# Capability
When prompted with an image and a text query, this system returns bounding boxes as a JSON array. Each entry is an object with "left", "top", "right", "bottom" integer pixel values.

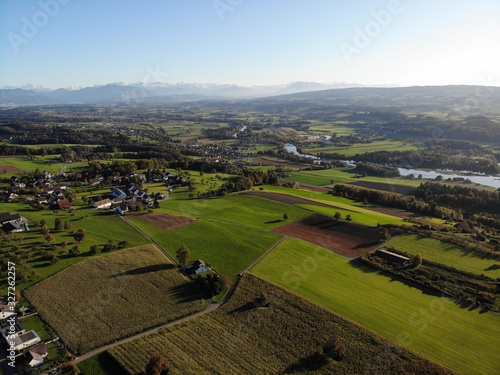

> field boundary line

[{"left": 119, "top": 215, "right": 179, "bottom": 266}]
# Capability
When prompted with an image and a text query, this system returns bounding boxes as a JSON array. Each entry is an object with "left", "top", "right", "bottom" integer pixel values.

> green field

[
  {"left": 25, "top": 245, "right": 207, "bottom": 354},
  {"left": 304, "top": 140, "right": 418, "bottom": 156},
  {"left": 109, "top": 274, "right": 452, "bottom": 375},
  {"left": 389, "top": 234, "right": 500, "bottom": 278},
  {"left": 78, "top": 352, "right": 127, "bottom": 375},
  {"left": 0, "top": 155, "right": 65, "bottom": 173},
  {"left": 252, "top": 238, "right": 500, "bottom": 375},
  {"left": 287, "top": 167, "right": 427, "bottom": 188},
  {"left": 163, "top": 195, "right": 311, "bottom": 229},
  {"left": 249, "top": 186, "right": 405, "bottom": 225},
  {"left": 129, "top": 216, "right": 282, "bottom": 279}
]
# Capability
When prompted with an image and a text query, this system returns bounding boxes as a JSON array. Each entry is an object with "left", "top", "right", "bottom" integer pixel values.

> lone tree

[
  {"left": 333, "top": 212, "right": 342, "bottom": 221},
  {"left": 323, "top": 334, "right": 346, "bottom": 361},
  {"left": 176, "top": 244, "right": 190, "bottom": 266},
  {"left": 40, "top": 224, "right": 50, "bottom": 236},
  {"left": 283, "top": 213, "right": 289, "bottom": 220},
  {"left": 145, "top": 355, "right": 169, "bottom": 375},
  {"left": 345, "top": 214, "right": 352, "bottom": 222},
  {"left": 414, "top": 253, "right": 423, "bottom": 268},
  {"left": 73, "top": 228, "right": 86, "bottom": 243},
  {"left": 379, "top": 227, "right": 391, "bottom": 241},
  {"left": 54, "top": 217, "right": 63, "bottom": 231}
]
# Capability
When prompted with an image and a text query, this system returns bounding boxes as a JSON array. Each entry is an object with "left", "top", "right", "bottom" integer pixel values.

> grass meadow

[
  {"left": 389, "top": 234, "right": 500, "bottom": 278},
  {"left": 78, "top": 352, "right": 127, "bottom": 375},
  {"left": 25, "top": 245, "right": 207, "bottom": 354},
  {"left": 287, "top": 167, "right": 427, "bottom": 188},
  {"left": 251, "top": 186, "right": 405, "bottom": 225},
  {"left": 109, "top": 274, "right": 453, "bottom": 375},
  {"left": 251, "top": 238, "right": 500, "bottom": 375},
  {"left": 129, "top": 216, "right": 282, "bottom": 279},
  {"left": 162, "top": 195, "right": 311, "bottom": 229},
  {"left": 303, "top": 139, "right": 418, "bottom": 157}
]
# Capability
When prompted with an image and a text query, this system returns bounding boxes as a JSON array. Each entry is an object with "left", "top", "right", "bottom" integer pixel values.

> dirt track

[{"left": 273, "top": 214, "right": 381, "bottom": 258}]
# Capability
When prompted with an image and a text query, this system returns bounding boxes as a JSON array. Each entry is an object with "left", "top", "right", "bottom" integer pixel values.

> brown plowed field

[
  {"left": 0, "top": 166, "right": 23, "bottom": 173},
  {"left": 134, "top": 213, "right": 192, "bottom": 231},
  {"left": 272, "top": 214, "right": 381, "bottom": 258}
]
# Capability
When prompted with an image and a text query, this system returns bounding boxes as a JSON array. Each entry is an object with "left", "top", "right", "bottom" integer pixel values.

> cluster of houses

[
  {"left": 93, "top": 185, "right": 166, "bottom": 214},
  {"left": 0, "top": 301, "right": 48, "bottom": 368},
  {"left": 0, "top": 212, "right": 29, "bottom": 233}
]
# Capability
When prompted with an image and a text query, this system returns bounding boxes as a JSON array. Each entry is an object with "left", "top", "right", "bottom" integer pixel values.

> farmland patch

[
  {"left": 25, "top": 245, "right": 206, "bottom": 354},
  {"left": 109, "top": 274, "right": 453, "bottom": 375},
  {"left": 133, "top": 213, "right": 192, "bottom": 231},
  {"left": 272, "top": 213, "right": 381, "bottom": 258}
]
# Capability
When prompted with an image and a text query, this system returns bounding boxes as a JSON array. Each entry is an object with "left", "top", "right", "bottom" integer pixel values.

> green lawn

[
  {"left": 252, "top": 237, "right": 500, "bottom": 375},
  {"left": 129, "top": 217, "right": 282, "bottom": 279},
  {"left": 163, "top": 195, "right": 311, "bottom": 229},
  {"left": 19, "top": 315, "right": 55, "bottom": 341},
  {"left": 389, "top": 234, "right": 500, "bottom": 278}
]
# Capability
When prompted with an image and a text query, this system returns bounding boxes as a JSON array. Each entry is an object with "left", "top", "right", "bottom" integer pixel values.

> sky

[{"left": 1, "top": 0, "right": 499, "bottom": 89}]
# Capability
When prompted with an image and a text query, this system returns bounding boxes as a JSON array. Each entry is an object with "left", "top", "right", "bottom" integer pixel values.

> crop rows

[{"left": 109, "top": 274, "right": 453, "bottom": 375}]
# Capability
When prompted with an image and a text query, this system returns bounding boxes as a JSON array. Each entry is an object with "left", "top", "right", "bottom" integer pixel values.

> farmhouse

[
  {"left": 53, "top": 198, "right": 72, "bottom": 210},
  {"left": 94, "top": 198, "right": 112, "bottom": 209},
  {"left": 24, "top": 342, "right": 48, "bottom": 367},
  {"left": 374, "top": 249, "right": 410, "bottom": 266},
  {"left": 189, "top": 260, "right": 211, "bottom": 275},
  {"left": 114, "top": 203, "right": 129, "bottom": 215},
  {"left": 0, "top": 212, "right": 29, "bottom": 233},
  {"left": 112, "top": 188, "right": 127, "bottom": 199}
]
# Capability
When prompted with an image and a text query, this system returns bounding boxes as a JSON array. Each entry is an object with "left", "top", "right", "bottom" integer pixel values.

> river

[{"left": 285, "top": 143, "right": 500, "bottom": 189}]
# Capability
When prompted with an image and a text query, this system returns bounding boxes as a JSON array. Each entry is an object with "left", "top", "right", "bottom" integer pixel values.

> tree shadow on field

[
  {"left": 168, "top": 282, "right": 205, "bottom": 304},
  {"left": 283, "top": 351, "right": 329, "bottom": 373},
  {"left": 347, "top": 259, "right": 442, "bottom": 297},
  {"left": 265, "top": 219, "right": 285, "bottom": 224},
  {"left": 352, "top": 240, "right": 380, "bottom": 249},
  {"left": 484, "top": 264, "right": 500, "bottom": 271},
  {"left": 110, "top": 263, "right": 175, "bottom": 277}
]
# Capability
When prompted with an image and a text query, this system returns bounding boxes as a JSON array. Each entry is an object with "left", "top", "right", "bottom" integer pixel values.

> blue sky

[{"left": 1, "top": 0, "right": 499, "bottom": 89}]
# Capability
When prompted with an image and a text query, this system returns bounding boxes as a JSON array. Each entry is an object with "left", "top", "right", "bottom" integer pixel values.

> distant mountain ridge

[
  {"left": 0, "top": 81, "right": 361, "bottom": 107},
  {"left": 0, "top": 83, "right": 498, "bottom": 113}
]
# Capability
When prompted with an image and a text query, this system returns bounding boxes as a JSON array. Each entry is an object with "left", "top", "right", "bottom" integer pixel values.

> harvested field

[
  {"left": 241, "top": 191, "right": 331, "bottom": 208},
  {"left": 134, "top": 213, "right": 192, "bottom": 231},
  {"left": 109, "top": 274, "right": 454, "bottom": 375},
  {"left": 25, "top": 245, "right": 206, "bottom": 354},
  {"left": 0, "top": 165, "right": 23, "bottom": 173},
  {"left": 348, "top": 180, "right": 417, "bottom": 195},
  {"left": 272, "top": 213, "right": 381, "bottom": 258}
]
